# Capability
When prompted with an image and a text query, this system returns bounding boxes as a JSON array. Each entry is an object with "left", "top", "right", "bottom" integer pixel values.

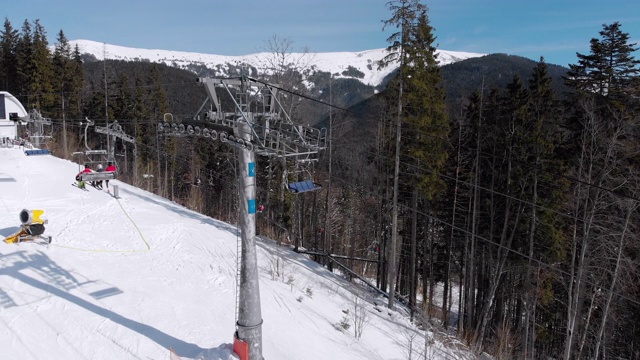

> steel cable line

[
  {"left": 50, "top": 78, "right": 640, "bottom": 227},
  {"left": 56, "top": 119, "right": 608, "bottom": 252},
  {"left": 59, "top": 122, "right": 238, "bottom": 190},
  {"left": 321, "top": 110, "right": 640, "bottom": 217},
  {"left": 322, "top": 164, "right": 640, "bottom": 308},
  {"left": 322, "top": 128, "right": 585, "bottom": 226},
  {"left": 360, "top": 149, "right": 582, "bottom": 224},
  {"left": 59, "top": 115, "right": 640, "bottom": 307},
  {"left": 477, "top": 149, "right": 640, "bottom": 203},
  {"left": 39, "top": 71, "right": 640, "bottom": 314},
  {"left": 44, "top": 78, "right": 640, "bottom": 211}
]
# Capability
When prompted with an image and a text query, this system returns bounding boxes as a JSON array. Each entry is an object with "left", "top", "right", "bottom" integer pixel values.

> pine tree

[
  {"left": 52, "top": 29, "right": 72, "bottom": 157},
  {"left": 113, "top": 73, "right": 133, "bottom": 120},
  {"left": 52, "top": 29, "right": 72, "bottom": 120},
  {"left": 403, "top": 12, "right": 449, "bottom": 200},
  {"left": 565, "top": 22, "right": 639, "bottom": 102},
  {"left": 562, "top": 22, "right": 640, "bottom": 360},
  {"left": 67, "top": 45, "right": 84, "bottom": 119},
  {"left": 401, "top": 10, "right": 450, "bottom": 320},
  {"left": 471, "top": 76, "right": 529, "bottom": 351},
  {"left": 148, "top": 64, "right": 170, "bottom": 119},
  {"left": 520, "top": 58, "right": 567, "bottom": 358},
  {"left": 379, "top": 0, "right": 428, "bottom": 310},
  {"left": 15, "top": 19, "right": 33, "bottom": 105},
  {"left": 380, "top": 0, "right": 450, "bottom": 318},
  {"left": 0, "top": 18, "right": 19, "bottom": 94},
  {"left": 27, "top": 19, "right": 54, "bottom": 111}
]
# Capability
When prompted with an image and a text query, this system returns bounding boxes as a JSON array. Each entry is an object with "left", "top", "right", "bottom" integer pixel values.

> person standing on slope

[{"left": 105, "top": 162, "right": 117, "bottom": 189}]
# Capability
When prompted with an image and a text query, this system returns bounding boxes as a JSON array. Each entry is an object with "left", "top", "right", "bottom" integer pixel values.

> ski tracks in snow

[
  {"left": 53, "top": 198, "right": 116, "bottom": 240},
  {"left": 1, "top": 284, "right": 88, "bottom": 359}
]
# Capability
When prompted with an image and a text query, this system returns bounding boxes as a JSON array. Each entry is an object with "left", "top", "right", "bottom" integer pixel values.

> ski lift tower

[
  {"left": 95, "top": 120, "right": 136, "bottom": 162},
  {"left": 158, "top": 76, "right": 326, "bottom": 360},
  {"left": 95, "top": 120, "right": 137, "bottom": 178},
  {"left": 20, "top": 109, "right": 52, "bottom": 148}
]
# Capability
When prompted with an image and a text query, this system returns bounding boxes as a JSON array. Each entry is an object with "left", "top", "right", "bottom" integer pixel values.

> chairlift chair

[{"left": 287, "top": 159, "right": 322, "bottom": 193}]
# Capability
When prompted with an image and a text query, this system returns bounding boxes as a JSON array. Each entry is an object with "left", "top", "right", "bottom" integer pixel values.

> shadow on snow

[{"left": 0, "top": 250, "right": 231, "bottom": 359}]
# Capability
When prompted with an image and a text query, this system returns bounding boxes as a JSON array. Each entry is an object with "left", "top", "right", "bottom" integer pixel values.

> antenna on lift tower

[{"left": 159, "top": 76, "right": 326, "bottom": 360}]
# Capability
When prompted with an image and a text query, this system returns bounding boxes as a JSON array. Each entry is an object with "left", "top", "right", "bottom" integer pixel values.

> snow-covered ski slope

[{"left": 0, "top": 146, "right": 471, "bottom": 360}]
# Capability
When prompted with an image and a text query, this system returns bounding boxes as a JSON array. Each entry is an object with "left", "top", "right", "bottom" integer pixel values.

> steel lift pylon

[{"left": 159, "top": 76, "right": 326, "bottom": 360}]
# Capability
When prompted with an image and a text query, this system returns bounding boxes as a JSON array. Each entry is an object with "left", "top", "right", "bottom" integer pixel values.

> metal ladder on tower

[
  {"left": 233, "top": 148, "right": 243, "bottom": 325},
  {"left": 235, "top": 230, "right": 242, "bottom": 323}
]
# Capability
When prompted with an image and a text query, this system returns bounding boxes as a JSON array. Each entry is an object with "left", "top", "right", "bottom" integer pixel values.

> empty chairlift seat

[
  {"left": 287, "top": 180, "right": 321, "bottom": 193},
  {"left": 24, "top": 149, "right": 51, "bottom": 156}
]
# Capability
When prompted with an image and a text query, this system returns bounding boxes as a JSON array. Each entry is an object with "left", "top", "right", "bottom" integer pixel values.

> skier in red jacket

[
  {"left": 105, "top": 162, "right": 117, "bottom": 189},
  {"left": 75, "top": 164, "right": 93, "bottom": 189}
]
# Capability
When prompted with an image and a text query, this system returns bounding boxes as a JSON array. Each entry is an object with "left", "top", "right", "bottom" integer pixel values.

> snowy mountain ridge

[{"left": 69, "top": 39, "right": 485, "bottom": 86}]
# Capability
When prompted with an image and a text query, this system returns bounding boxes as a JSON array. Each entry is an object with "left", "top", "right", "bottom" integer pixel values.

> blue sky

[{"left": 4, "top": 0, "right": 640, "bottom": 67}]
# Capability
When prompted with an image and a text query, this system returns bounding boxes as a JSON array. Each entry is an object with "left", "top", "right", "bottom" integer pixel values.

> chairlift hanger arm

[{"left": 83, "top": 118, "right": 95, "bottom": 151}]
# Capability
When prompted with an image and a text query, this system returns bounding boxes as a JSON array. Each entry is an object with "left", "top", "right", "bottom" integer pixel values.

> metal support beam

[
  {"left": 96, "top": 120, "right": 136, "bottom": 163},
  {"left": 236, "top": 118, "right": 263, "bottom": 360},
  {"left": 20, "top": 109, "right": 52, "bottom": 148}
]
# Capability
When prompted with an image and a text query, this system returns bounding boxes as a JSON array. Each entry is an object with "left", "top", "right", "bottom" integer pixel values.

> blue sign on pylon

[
  {"left": 248, "top": 162, "right": 255, "bottom": 177},
  {"left": 248, "top": 199, "right": 256, "bottom": 214}
]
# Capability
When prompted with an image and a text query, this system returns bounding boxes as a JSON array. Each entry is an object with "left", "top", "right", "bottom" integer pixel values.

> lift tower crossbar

[{"left": 95, "top": 120, "right": 137, "bottom": 163}]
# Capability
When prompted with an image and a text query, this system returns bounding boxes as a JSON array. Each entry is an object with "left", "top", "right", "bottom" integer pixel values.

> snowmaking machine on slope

[{"left": 3, "top": 209, "right": 52, "bottom": 246}]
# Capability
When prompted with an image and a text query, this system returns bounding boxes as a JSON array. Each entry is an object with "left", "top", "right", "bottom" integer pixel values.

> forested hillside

[{"left": 2, "top": 9, "right": 640, "bottom": 360}]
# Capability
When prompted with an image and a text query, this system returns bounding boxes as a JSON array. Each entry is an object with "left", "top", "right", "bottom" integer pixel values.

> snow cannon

[
  {"left": 3, "top": 209, "right": 51, "bottom": 245},
  {"left": 20, "top": 209, "right": 46, "bottom": 225}
]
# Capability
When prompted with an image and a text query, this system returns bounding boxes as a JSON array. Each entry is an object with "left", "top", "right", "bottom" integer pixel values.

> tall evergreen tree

[
  {"left": 472, "top": 76, "right": 529, "bottom": 352},
  {"left": 15, "top": 19, "right": 33, "bottom": 105},
  {"left": 403, "top": 12, "right": 449, "bottom": 200},
  {"left": 113, "top": 73, "right": 133, "bottom": 120},
  {"left": 148, "top": 64, "right": 170, "bottom": 119},
  {"left": 0, "top": 18, "right": 19, "bottom": 94},
  {"left": 52, "top": 29, "right": 72, "bottom": 157},
  {"left": 52, "top": 29, "right": 72, "bottom": 120},
  {"left": 519, "top": 58, "right": 567, "bottom": 359},
  {"left": 67, "top": 44, "right": 84, "bottom": 119},
  {"left": 379, "top": 0, "right": 428, "bottom": 311},
  {"left": 565, "top": 22, "right": 639, "bottom": 102},
  {"left": 562, "top": 22, "right": 640, "bottom": 360},
  {"left": 27, "top": 19, "right": 54, "bottom": 111},
  {"left": 400, "top": 10, "right": 450, "bottom": 320}
]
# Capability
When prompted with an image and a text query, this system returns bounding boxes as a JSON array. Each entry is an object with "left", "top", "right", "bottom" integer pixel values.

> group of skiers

[{"left": 75, "top": 162, "right": 116, "bottom": 190}]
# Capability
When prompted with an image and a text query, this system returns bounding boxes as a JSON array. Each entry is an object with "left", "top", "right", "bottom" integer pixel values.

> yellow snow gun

[{"left": 4, "top": 209, "right": 51, "bottom": 245}]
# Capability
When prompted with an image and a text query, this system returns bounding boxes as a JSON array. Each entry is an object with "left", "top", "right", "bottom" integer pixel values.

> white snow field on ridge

[{"left": 0, "top": 146, "right": 470, "bottom": 360}]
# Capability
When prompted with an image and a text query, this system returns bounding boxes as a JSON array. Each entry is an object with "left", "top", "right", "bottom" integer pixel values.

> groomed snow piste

[{"left": 0, "top": 146, "right": 471, "bottom": 360}]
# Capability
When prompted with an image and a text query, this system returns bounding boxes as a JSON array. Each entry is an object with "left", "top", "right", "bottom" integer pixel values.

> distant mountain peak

[{"left": 69, "top": 39, "right": 485, "bottom": 87}]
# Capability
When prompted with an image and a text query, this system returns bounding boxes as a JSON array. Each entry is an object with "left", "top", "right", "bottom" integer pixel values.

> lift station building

[{"left": 0, "top": 91, "right": 28, "bottom": 139}]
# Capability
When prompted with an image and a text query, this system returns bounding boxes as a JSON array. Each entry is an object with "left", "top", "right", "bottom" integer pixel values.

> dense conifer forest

[{"left": 2, "top": 1, "right": 640, "bottom": 358}]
